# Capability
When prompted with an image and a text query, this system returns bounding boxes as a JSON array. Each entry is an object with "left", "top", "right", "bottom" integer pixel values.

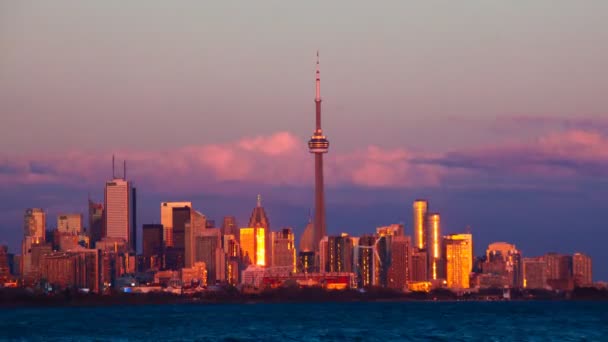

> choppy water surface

[{"left": 1, "top": 301, "right": 607, "bottom": 341}]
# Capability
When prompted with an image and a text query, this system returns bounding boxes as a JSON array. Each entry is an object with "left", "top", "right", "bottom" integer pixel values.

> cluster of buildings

[{"left": 0, "top": 54, "right": 597, "bottom": 295}]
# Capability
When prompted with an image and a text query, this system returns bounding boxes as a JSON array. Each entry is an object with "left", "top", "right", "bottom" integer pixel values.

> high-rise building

[
  {"left": 544, "top": 253, "right": 574, "bottom": 291},
  {"left": 185, "top": 210, "right": 206, "bottom": 268},
  {"left": 444, "top": 234, "right": 473, "bottom": 289},
  {"left": 271, "top": 228, "right": 296, "bottom": 272},
  {"left": 24, "top": 208, "right": 46, "bottom": 242},
  {"left": 248, "top": 195, "right": 270, "bottom": 267},
  {"left": 0, "top": 245, "right": 10, "bottom": 281},
  {"left": 322, "top": 234, "right": 354, "bottom": 273},
  {"left": 410, "top": 248, "right": 428, "bottom": 282},
  {"left": 388, "top": 235, "right": 411, "bottom": 291},
  {"left": 240, "top": 227, "right": 265, "bottom": 267},
  {"left": 40, "top": 249, "right": 100, "bottom": 292},
  {"left": 572, "top": 253, "right": 592, "bottom": 286},
  {"left": 88, "top": 200, "right": 104, "bottom": 246},
  {"left": 57, "top": 214, "right": 83, "bottom": 235},
  {"left": 413, "top": 200, "right": 428, "bottom": 251},
  {"left": 523, "top": 257, "right": 547, "bottom": 289},
  {"left": 160, "top": 202, "right": 192, "bottom": 247},
  {"left": 308, "top": 52, "right": 330, "bottom": 262},
  {"left": 354, "top": 235, "right": 376, "bottom": 287},
  {"left": 142, "top": 224, "right": 163, "bottom": 270},
  {"left": 195, "top": 228, "right": 224, "bottom": 284},
  {"left": 222, "top": 216, "right": 238, "bottom": 238},
  {"left": 481, "top": 242, "right": 523, "bottom": 288},
  {"left": 104, "top": 176, "right": 136, "bottom": 252},
  {"left": 426, "top": 213, "right": 443, "bottom": 281}
]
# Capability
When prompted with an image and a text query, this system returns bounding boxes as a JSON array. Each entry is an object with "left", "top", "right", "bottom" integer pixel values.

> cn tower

[{"left": 308, "top": 52, "right": 330, "bottom": 258}]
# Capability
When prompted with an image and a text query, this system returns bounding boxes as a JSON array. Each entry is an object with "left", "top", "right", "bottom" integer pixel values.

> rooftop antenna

[
  {"left": 112, "top": 155, "right": 115, "bottom": 179},
  {"left": 123, "top": 160, "right": 127, "bottom": 180},
  {"left": 257, "top": 194, "right": 262, "bottom": 207}
]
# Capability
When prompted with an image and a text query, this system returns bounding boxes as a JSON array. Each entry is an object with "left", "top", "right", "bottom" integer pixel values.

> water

[{"left": 1, "top": 301, "right": 607, "bottom": 341}]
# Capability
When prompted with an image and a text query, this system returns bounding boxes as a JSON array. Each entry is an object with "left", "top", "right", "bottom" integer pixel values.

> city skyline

[{"left": 1, "top": 1, "right": 607, "bottom": 281}]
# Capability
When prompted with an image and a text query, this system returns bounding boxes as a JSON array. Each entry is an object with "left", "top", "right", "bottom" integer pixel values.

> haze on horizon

[{"left": 1, "top": 1, "right": 608, "bottom": 279}]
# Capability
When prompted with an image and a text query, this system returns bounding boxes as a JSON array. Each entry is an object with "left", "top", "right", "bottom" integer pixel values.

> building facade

[{"left": 444, "top": 234, "right": 473, "bottom": 289}]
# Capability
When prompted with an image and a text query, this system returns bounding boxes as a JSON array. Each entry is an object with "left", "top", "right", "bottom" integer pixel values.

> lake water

[{"left": 1, "top": 301, "right": 607, "bottom": 341}]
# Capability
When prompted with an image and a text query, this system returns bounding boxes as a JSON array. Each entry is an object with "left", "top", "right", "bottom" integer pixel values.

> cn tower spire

[
  {"left": 308, "top": 51, "right": 330, "bottom": 267},
  {"left": 315, "top": 51, "right": 322, "bottom": 131}
]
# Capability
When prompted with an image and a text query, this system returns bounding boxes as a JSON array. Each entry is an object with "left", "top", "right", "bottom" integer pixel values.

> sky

[{"left": 1, "top": 1, "right": 607, "bottom": 279}]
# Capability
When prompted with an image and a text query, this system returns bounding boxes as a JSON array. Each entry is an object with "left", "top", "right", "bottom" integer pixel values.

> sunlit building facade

[
  {"left": 413, "top": 200, "right": 428, "bottom": 250},
  {"left": 104, "top": 178, "right": 136, "bottom": 251},
  {"left": 240, "top": 227, "right": 266, "bottom": 267},
  {"left": 523, "top": 257, "right": 547, "bottom": 289},
  {"left": 24, "top": 208, "right": 46, "bottom": 242},
  {"left": 160, "top": 202, "right": 192, "bottom": 248},
  {"left": 248, "top": 195, "right": 270, "bottom": 268},
  {"left": 426, "top": 213, "right": 442, "bottom": 281},
  {"left": 481, "top": 242, "right": 523, "bottom": 288},
  {"left": 444, "top": 234, "right": 473, "bottom": 289},
  {"left": 572, "top": 253, "right": 592, "bottom": 286}
]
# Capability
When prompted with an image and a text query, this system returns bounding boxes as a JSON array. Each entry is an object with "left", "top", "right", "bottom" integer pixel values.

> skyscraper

[
  {"left": 444, "top": 234, "right": 473, "bottom": 289},
  {"left": 240, "top": 227, "right": 265, "bottom": 266},
  {"left": 427, "top": 213, "right": 442, "bottom": 281},
  {"left": 24, "top": 208, "right": 46, "bottom": 242},
  {"left": 271, "top": 228, "right": 296, "bottom": 272},
  {"left": 142, "top": 224, "right": 163, "bottom": 270},
  {"left": 323, "top": 234, "right": 354, "bottom": 273},
  {"left": 308, "top": 52, "right": 330, "bottom": 260},
  {"left": 248, "top": 195, "right": 270, "bottom": 267},
  {"left": 104, "top": 161, "right": 136, "bottom": 252},
  {"left": 572, "top": 253, "right": 592, "bottom": 286},
  {"left": 387, "top": 235, "right": 411, "bottom": 290},
  {"left": 185, "top": 210, "right": 206, "bottom": 268},
  {"left": 88, "top": 200, "right": 104, "bottom": 246},
  {"left": 413, "top": 200, "right": 428, "bottom": 250},
  {"left": 195, "top": 228, "right": 223, "bottom": 284},
  {"left": 482, "top": 242, "right": 522, "bottom": 288},
  {"left": 222, "top": 216, "right": 238, "bottom": 238},
  {"left": 160, "top": 202, "right": 192, "bottom": 247}
]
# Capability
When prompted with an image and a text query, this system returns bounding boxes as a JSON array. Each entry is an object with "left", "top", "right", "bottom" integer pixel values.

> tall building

[
  {"left": 160, "top": 202, "right": 192, "bottom": 247},
  {"left": 240, "top": 227, "right": 265, "bottom": 267},
  {"left": 426, "top": 213, "right": 442, "bottom": 280},
  {"left": 248, "top": 195, "right": 270, "bottom": 267},
  {"left": 482, "top": 242, "right": 523, "bottom": 288},
  {"left": 185, "top": 210, "right": 206, "bottom": 268},
  {"left": 271, "top": 228, "right": 296, "bottom": 272},
  {"left": 308, "top": 52, "right": 330, "bottom": 260},
  {"left": 24, "top": 208, "right": 46, "bottom": 242},
  {"left": 444, "top": 234, "right": 473, "bottom": 289},
  {"left": 412, "top": 200, "right": 428, "bottom": 251},
  {"left": 22, "top": 208, "right": 47, "bottom": 279},
  {"left": 142, "top": 224, "right": 163, "bottom": 270},
  {"left": 523, "top": 257, "right": 547, "bottom": 289},
  {"left": 195, "top": 228, "right": 224, "bottom": 284},
  {"left": 104, "top": 174, "right": 136, "bottom": 252},
  {"left": 544, "top": 253, "right": 574, "bottom": 290},
  {"left": 410, "top": 248, "right": 428, "bottom": 282},
  {"left": 354, "top": 235, "right": 376, "bottom": 287},
  {"left": 387, "top": 235, "right": 411, "bottom": 290},
  {"left": 323, "top": 234, "right": 354, "bottom": 273},
  {"left": 57, "top": 214, "right": 83, "bottom": 235},
  {"left": 88, "top": 200, "right": 104, "bottom": 246},
  {"left": 222, "top": 216, "right": 238, "bottom": 238},
  {"left": 0, "top": 245, "right": 10, "bottom": 281},
  {"left": 572, "top": 253, "right": 592, "bottom": 286}
]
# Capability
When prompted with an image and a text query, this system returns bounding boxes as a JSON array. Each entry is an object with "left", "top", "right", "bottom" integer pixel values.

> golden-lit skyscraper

[
  {"left": 427, "top": 213, "right": 442, "bottom": 280},
  {"left": 444, "top": 234, "right": 473, "bottom": 289},
  {"left": 413, "top": 200, "right": 428, "bottom": 250},
  {"left": 248, "top": 195, "right": 270, "bottom": 267},
  {"left": 240, "top": 227, "right": 266, "bottom": 267},
  {"left": 160, "top": 202, "right": 192, "bottom": 247},
  {"left": 572, "top": 253, "right": 592, "bottom": 286}
]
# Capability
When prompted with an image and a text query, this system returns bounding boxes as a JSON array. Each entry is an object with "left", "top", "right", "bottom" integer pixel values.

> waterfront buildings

[
  {"left": 387, "top": 235, "right": 411, "bottom": 290},
  {"left": 572, "top": 253, "right": 593, "bottom": 286},
  {"left": 480, "top": 242, "right": 522, "bottom": 289},
  {"left": 427, "top": 213, "right": 442, "bottom": 281},
  {"left": 160, "top": 202, "right": 192, "bottom": 248},
  {"left": 248, "top": 195, "right": 270, "bottom": 269},
  {"left": 523, "top": 257, "right": 547, "bottom": 289},
  {"left": 240, "top": 227, "right": 266, "bottom": 267},
  {"left": 412, "top": 200, "right": 428, "bottom": 251},
  {"left": 88, "top": 199, "right": 104, "bottom": 247}
]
